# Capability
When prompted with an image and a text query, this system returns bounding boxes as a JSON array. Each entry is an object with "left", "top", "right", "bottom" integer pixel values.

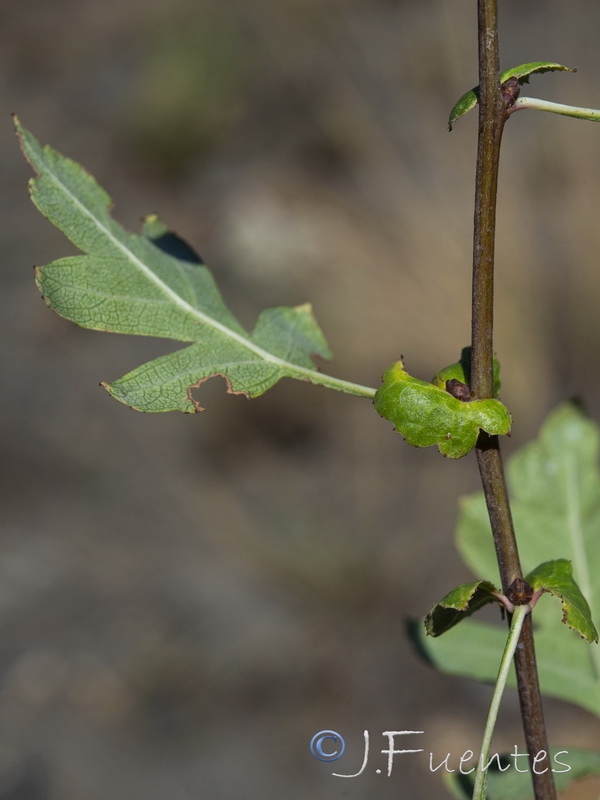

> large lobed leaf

[
  {"left": 417, "top": 404, "right": 600, "bottom": 716},
  {"left": 16, "top": 119, "right": 375, "bottom": 412}
]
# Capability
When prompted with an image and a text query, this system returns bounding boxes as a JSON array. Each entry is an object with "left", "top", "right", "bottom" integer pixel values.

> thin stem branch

[
  {"left": 513, "top": 96, "right": 600, "bottom": 122},
  {"left": 472, "top": 604, "right": 530, "bottom": 800},
  {"left": 472, "top": 2, "right": 556, "bottom": 798}
]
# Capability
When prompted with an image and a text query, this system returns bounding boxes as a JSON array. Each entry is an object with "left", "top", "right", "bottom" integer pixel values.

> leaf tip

[
  {"left": 13, "top": 114, "right": 28, "bottom": 156},
  {"left": 12, "top": 114, "right": 27, "bottom": 140}
]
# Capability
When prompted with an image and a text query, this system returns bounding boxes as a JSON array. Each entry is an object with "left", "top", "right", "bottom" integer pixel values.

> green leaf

[
  {"left": 425, "top": 580, "right": 501, "bottom": 637},
  {"left": 526, "top": 560, "right": 598, "bottom": 644},
  {"left": 416, "top": 403, "right": 600, "bottom": 715},
  {"left": 374, "top": 360, "right": 511, "bottom": 459},
  {"left": 16, "top": 119, "right": 376, "bottom": 412},
  {"left": 431, "top": 347, "right": 501, "bottom": 399},
  {"left": 410, "top": 617, "right": 514, "bottom": 687},
  {"left": 448, "top": 62, "right": 575, "bottom": 130},
  {"left": 448, "top": 90, "right": 479, "bottom": 132},
  {"left": 445, "top": 748, "right": 600, "bottom": 800},
  {"left": 499, "top": 62, "right": 576, "bottom": 85}
]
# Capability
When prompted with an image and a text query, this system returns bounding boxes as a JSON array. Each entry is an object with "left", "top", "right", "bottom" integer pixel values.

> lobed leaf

[
  {"left": 374, "top": 359, "right": 511, "bottom": 458},
  {"left": 16, "top": 118, "right": 375, "bottom": 412},
  {"left": 425, "top": 580, "right": 501, "bottom": 637},
  {"left": 448, "top": 62, "right": 575, "bottom": 129},
  {"left": 416, "top": 404, "right": 600, "bottom": 715}
]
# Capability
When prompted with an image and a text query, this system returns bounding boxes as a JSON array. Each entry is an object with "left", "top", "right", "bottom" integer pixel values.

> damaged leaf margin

[
  {"left": 526, "top": 560, "right": 598, "bottom": 643},
  {"left": 425, "top": 580, "right": 503, "bottom": 637},
  {"left": 16, "top": 117, "right": 376, "bottom": 413}
]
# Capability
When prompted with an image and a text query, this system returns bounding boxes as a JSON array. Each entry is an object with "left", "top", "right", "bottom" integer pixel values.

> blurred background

[{"left": 2, "top": 0, "right": 600, "bottom": 797}]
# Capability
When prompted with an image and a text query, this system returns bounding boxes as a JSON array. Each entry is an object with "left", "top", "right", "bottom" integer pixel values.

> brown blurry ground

[{"left": 1, "top": 0, "right": 600, "bottom": 798}]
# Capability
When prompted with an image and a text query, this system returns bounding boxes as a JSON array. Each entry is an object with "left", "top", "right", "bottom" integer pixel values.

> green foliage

[
  {"left": 426, "top": 560, "right": 597, "bottom": 642},
  {"left": 445, "top": 748, "right": 600, "bottom": 800},
  {"left": 15, "top": 9, "right": 600, "bottom": 800},
  {"left": 431, "top": 347, "right": 501, "bottom": 398},
  {"left": 527, "top": 560, "right": 598, "bottom": 643},
  {"left": 415, "top": 404, "right": 600, "bottom": 715},
  {"left": 16, "top": 119, "right": 375, "bottom": 412},
  {"left": 425, "top": 580, "right": 501, "bottom": 637},
  {"left": 448, "top": 62, "right": 575, "bottom": 130},
  {"left": 374, "top": 359, "right": 511, "bottom": 459},
  {"left": 498, "top": 62, "right": 575, "bottom": 84}
]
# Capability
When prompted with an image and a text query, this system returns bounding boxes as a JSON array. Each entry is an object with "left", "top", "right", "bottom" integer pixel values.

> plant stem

[
  {"left": 471, "top": 2, "right": 556, "bottom": 798},
  {"left": 471, "top": 604, "right": 530, "bottom": 800},
  {"left": 471, "top": 0, "right": 503, "bottom": 400}
]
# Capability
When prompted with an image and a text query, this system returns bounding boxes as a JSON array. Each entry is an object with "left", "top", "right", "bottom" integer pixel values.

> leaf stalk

[
  {"left": 513, "top": 96, "right": 600, "bottom": 122},
  {"left": 471, "top": 604, "right": 530, "bottom": 800}
]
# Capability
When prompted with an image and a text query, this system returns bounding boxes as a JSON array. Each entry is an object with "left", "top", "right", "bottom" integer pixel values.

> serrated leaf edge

[
  {"left": 526, "top": 559, "right": 599, "bottom": 643},
  {"left": 425, "top": 580, "right": 502, "bottom": 637}
]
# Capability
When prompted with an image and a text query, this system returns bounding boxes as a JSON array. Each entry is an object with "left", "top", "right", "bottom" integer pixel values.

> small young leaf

[
  {"left": 448, "top": 89, "right": 479, "bottom": 131},
  {"left": 416, "top": 403, "right": 600, "bottom": 716},
  {"left": 499, "top": 61, "right": 575, "bottom": 85},
  {"left": 445, "top": 748, "right": 600, "bottom": 800},
  {"left": 16, "top": 119, "right": 376, "bottom": 412},
  {"left": 374, "top": 360, "right": 511, "bottom": 458},
  {"left": 431, "top": 346, "right": 501, "bottom": 398},
  {"left": 526, "top": 560, "right": 598, "bottom": 643},
  {"left": 425, "top": 580, "right": 501, "bottom": 637},
  {"left": 448, "top": 62, "right": 575, "bottom": 129}
]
